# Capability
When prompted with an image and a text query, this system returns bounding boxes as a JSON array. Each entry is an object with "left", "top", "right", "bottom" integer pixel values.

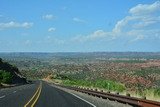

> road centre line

[
  {"left": 24, "top": 81, "right": 42, "bottom": 107},
  {"left": 31, "top": 82, "right": 42, "bottom": 107}
]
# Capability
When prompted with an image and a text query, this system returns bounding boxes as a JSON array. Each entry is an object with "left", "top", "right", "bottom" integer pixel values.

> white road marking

[
  {"left": 13, "top": 91, "right": 17, "bottom": 93},
  {"left": 48, "top": 82, "right": 96, "bottom": 107},
  {"left": 0, "top": 95, "right": 6, "bottom": 99},
  {"left": 71, "top": 93, "right": 96, "bottom": 107}
]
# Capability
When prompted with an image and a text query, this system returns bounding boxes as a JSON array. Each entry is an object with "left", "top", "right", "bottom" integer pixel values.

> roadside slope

[{"left": 0, "top": 58, "right": 27, "bottom": 87}]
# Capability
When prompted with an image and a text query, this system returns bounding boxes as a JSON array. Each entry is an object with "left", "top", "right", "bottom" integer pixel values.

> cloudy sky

[{"left": 0, "top": 0, "right": 160, "bottom": 52}]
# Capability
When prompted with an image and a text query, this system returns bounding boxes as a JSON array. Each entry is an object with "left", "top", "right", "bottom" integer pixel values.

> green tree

[{"left": 0, "top": 70, "right": 13, "bottom": 84}]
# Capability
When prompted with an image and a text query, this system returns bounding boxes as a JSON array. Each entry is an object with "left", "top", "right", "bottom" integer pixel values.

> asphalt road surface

[{"left": 0, "top": 81, "right": 95, "bottom": 107}]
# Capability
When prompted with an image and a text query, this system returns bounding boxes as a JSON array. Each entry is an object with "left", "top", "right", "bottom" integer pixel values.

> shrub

[
  {"left": 0, "top": 70, "right": 13, "bottom": 84},
  {"left": 154, "top": 88, "right": 160, "bottom": 96},
  {"left": 62, "top": 78, "right": 125, "bottom": 92}
]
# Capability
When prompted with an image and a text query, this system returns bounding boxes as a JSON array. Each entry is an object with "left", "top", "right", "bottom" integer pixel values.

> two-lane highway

[
  {"left": 0, "top": 80, "right": 95, "bottom": 107},
  {"left": 35, "top": 81, "right": 94, "bottom": 107},
  {"left": 0, "top": 81, "right": 39, "bottom": 107}
]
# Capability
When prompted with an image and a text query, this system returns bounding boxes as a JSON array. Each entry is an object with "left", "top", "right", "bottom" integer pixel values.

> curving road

[{"left": 0, "top": 81, "right": 94, "bottom": 107}]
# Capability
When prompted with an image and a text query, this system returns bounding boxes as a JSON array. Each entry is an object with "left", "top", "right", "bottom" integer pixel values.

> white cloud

[
  {"left": 48, "top": 27, "right": 56, "bottom": 32},
  {"left": 73, "top": 1, "right": 160, "bottom": 43},
  {"left": 37, "top": 36, "right": 65, "bottom": 45},
  {"left": 72, "top": 30, "right": 114, "bottom": 42},
  {"left": 0, "top": 21, "right": 33, "bottom": 30},
  {"left": 128, "top": 35, "right": 144, "bottom": 43},
  {"left": 132, "top": 20, "right": 157, "bottom": 28},
  {"left": 113, "top": 1, "right": 160, "bottom": 41},
  {"left": 42, "top": 14, "right": 55, "bottom": 20},
  {"left": 24, "top": 40, "right": 31, "bottom": 45},
  {"left": 73, "top": 17, "right": 86, "bottom": 23},
  {"left": 129, "top": 1, "right": 160, "bottom": 15}
]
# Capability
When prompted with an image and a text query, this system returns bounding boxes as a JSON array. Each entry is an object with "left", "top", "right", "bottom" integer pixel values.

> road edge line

[
  {"left": 70, "top": 93, "right": 96, "bottom": 107},
  {"left": 48, "top": 82, "right": 96, "bottom": 107}
]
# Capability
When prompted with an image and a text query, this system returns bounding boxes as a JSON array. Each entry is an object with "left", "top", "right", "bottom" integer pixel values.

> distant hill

[
  {"left": 0, "top": 58, "right": 26, "bottom": 86},
  {"left": 0, "top": 52, "right": 160, "bottom": 60}
]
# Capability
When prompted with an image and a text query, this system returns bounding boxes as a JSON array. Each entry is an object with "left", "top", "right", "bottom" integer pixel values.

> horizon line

[{"left": 0, "top": 51, "right": 160, "bottom": 53}]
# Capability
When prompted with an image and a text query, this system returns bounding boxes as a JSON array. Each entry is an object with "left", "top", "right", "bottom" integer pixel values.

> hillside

[
  {"left": 0, "top": 52, "right": 160, "bottom": 99},
  {"left": 0, "top": 58, "right": 27, "bottom": 87}
]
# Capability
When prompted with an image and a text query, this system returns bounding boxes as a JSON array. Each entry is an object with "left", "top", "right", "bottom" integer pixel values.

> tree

[{"left": 0, "top": 70, "right": 13, "bottom": 84}]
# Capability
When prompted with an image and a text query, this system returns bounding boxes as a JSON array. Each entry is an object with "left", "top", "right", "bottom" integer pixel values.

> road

[{"left": 0, "top": 81, "right": 95, "bottom": 107}]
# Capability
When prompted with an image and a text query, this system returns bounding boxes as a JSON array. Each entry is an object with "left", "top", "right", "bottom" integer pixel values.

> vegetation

[
  {"left": 1, "top": 52, "right": 160, "bottom": 99},
  {"left": 0, "top": 58, "right": 26, "bottom": 85},
  {"left": 63, "top": 79, "right": 125, "bottom": 92},
  {"left": 134, "top": 67, "right": 160, "bottom": 77},
  {"left": 54, "top": 74, "right": 125, "bottom": 92},
  {"left": 0, "top": 70, "right": 13, "bottom": 84},
  {"left": 154, "top": 88, "right": 160, "bottom": 96},
  {"left": 108, "top": 59, "right": 146, "bottom": 63}
]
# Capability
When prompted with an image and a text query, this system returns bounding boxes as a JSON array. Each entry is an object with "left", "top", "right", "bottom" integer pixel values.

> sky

[{"left": 0, "top": 0, "right": 160, "bottom": 52}]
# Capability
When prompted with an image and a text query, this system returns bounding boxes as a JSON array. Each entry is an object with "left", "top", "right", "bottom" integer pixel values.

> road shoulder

[{"left": 48, "top": 82, "right": 132, "bottom": 107}]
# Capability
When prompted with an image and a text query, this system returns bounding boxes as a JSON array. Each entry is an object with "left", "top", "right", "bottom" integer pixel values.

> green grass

[
  {"left": 53, "top": 73, "right": 160, "bottom": 99},
  {"left": 153, "top": 88, "right": 160, "bottom": 98},
  {"left": 133, "top": 88, "right": 160, "bottom": 101},
  {"left": 62, "top": 78, "right": 125, "bottom": 92},
  {"left": 53, "top": 74, "right": 125, "bottom": 92}
]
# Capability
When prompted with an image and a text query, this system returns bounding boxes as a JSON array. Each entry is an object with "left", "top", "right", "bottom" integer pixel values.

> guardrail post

[
  {"left": 142, "top": 96, "right": 146, "bottom": 100},
  {"left": 126, "top": 93, "right": 130, "bottom": 97},
  {"left": 115, "top": 92, "right": 119, "bottom": 95}
]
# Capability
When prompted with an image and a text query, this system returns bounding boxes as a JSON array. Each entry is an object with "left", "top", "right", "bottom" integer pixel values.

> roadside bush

[
  {"left": 154, "top": 88, "right": 160, "bottom": 96},
  {"left": 62, "top": 79, "right": 125, "bottom": 92},
  {"left": 0, "top": 70, "right": 13, "bottom": 84}
]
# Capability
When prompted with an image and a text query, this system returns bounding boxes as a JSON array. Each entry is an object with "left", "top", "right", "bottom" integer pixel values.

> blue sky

[{"left": 0, "top": 0, "right": 160, "bottom": 52}]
